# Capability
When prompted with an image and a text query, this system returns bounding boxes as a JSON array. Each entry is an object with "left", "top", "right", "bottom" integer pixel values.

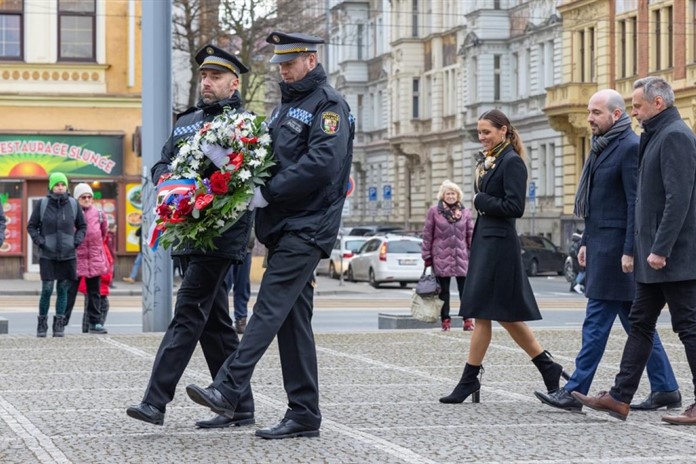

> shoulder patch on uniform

[{"left": 321, "top": 111, "right": 340, "bottom": 135}]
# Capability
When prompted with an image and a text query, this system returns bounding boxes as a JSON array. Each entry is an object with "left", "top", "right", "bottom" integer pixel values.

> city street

[
  {"left": 0, "top": 275, "right": 692, "bottom": 463},
  {"left": 0, "top": 275, "right": 597, "bottom": 335},
  {"left": 0, "top": 275, "right": 676, "bottom": 335}
]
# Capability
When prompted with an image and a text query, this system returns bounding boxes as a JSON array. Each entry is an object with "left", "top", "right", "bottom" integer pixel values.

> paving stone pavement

[{"left": 1, "top": 328, "right": 695, "bottom": 463}]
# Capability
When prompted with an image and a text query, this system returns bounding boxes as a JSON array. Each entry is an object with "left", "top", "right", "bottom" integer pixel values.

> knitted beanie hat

[
  {"left": 73, "top": 183, "right": 94, "bottom": 199},
  {"left": 48, "top": 172, "right": 69, "bottom": 191}
]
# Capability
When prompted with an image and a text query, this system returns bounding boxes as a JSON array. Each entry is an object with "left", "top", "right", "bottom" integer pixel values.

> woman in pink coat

[
  {"left": 73, "top": 183, "right": 109, "bottom": 334},
  {"left": 421, "top": 180, "right": 475, "bottom": 331}
]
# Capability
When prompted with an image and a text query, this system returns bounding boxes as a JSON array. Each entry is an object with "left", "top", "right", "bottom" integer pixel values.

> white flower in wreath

[
  {"left": 255, "top": 147, "right": 267, "bottom": 159},
  {"left": 237, "top": 169, "right": 251, "bottom": 181},
  {"left": 247, "top": 158, "right": 261, "bottom": 167},
  {"left": 216, "top": 219, "right": 226, "bottom": 228},
  {"left": 259, "top": 134, "right": 271, "bottom": 145}
]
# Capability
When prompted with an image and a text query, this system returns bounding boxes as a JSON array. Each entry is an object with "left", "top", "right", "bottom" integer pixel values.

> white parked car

[
  {"left": 316, "top": 235, "right": 368, "bottom": 279},
  {"left": 347, "top": 235, "right": 424, "bottom": 288}
]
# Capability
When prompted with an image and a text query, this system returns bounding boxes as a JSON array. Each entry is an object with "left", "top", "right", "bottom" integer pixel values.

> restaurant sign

[{"left": 0, "top": 134, "right": 124, "bottom": 177}]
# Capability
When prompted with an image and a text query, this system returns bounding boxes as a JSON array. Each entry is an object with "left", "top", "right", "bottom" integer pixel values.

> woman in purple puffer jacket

[
  {"left": 72, "top": 183, "right": 109, "bottom": 334},
  {"left": 421, "top": 180, "right": 475, "bottom": 331}
]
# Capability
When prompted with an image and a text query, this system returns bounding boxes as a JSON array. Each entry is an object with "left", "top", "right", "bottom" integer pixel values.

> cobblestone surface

[{"left": 1, "top": 328, "right": 695, "bottom": 463}]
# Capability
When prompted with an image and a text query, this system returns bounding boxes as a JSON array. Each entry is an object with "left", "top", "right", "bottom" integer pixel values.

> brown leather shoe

[
  {"left": 571, "top": 391, "right": 630, "bottom": 421},
  {"left": 235, "top": 317, "right": 247, "bottom": 335},
  {"left": 662, "top": 403, "right": 696, "bottom": 425}
]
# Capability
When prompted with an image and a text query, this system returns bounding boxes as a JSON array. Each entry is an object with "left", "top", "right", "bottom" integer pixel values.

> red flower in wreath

[
  {"left": 200, "top": 122, "right": 212, "bottom": 135},
  {"left": 240, "top": 136, "right": 258, "bottom": 144},
  {"left": 194, "top": 193, "right": 214, "bottom": 210},
  {"left": 156, "top": 202, "right": 173, "bottom": 219},
  {"left": 209, "top": 171, "right": 231, "bottom": 195},
  {"left": 176, "top": 196, "right": 194, "bottom": 216},
  {"left": 229, "top": 152, "right": 244, "bottom": 171},
  {"left": 169, "top": 210, "right": 187, "bottom": 223}
]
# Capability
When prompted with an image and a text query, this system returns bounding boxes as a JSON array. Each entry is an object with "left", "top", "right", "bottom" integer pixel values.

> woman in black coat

[{"left": 440, "top": 109, "right": 567, "bottom": 404}]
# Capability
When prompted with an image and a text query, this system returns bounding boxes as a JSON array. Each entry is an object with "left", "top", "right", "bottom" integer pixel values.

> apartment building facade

[
  {"left": 546, "top": 0, "right": 696, "bottom": 241},
  {"left": 326, "top": 0, "right": 565, "bottom": 241},
  {"left": 0, "top": 0, "right": 142, "bottom": 278}
]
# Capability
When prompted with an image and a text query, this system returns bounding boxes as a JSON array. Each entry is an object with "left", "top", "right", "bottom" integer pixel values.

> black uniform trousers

[
  {"left": 213, "top": 233, "right": 323, "bottom": 429},
  {"left": 142, "top": 255, "right": 254, "bottom": 413},
  {"left": 611, "top": 280, "right": 696, "bottom": 403}
]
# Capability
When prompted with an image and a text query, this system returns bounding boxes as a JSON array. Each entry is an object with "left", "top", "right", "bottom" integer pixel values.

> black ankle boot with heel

[
  {"left": 532, "top": 350, "right": 569, "bottom": 393},
  {"left": 439, "top": 363, "right": 484, "bottom": 404}
]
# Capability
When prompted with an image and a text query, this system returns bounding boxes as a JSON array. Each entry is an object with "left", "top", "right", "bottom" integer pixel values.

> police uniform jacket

[
  {"left": 459, "top": 146, "right": 541, "bottom": 322},
  {"left": 634, "top": 106, "right": 696, "bottom": 283},
  {"left": 151, "top": 91, "right": 253, "bottom": 262},
  {"left": 257, "top": 64, "right": 354, "bottom": 257}
]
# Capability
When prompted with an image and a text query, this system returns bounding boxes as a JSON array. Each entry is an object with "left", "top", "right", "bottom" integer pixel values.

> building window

[
  {"left": 618, "top": 16, "right": 637, "bottom": 78},
  {"left": 357, "top": 23, "right": 364, "bottom": 60},
  {"left": 423, "top": 75, "right": 432, "bottom": 120},
  {"left": 651, "top": 6, "right": 673, "bottom": 70},
  {"left": 692, "top": 0, "right": 696, "bottom": 62},
  {"left": 512, "top": 52, "right": 519, "bottom": 99},
  {"left": 493, "top": 54, "right": 501, "bottom": 101},
  {"left": 411, "top": 0, "right": 418, "bottom": 37},
  {"left": 576, "top": 27, "right": 595, "bottom": 82},
  {"left": 412, "top": 78, "right": 419, "bottom": 119},
  {"left": 58, "top": 0, "right": 96, "bottom": 61},
  {"left": 443, "top": 67, "right": 456, "bottom": 116},
  {"left": 0, "top": 0, "right": 22, "bottom": 60}
]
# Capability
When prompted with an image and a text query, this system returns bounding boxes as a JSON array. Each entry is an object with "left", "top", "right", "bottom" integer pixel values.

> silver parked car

[
  {"left": 316, "top": 235, "right": 368, "bottom": 279},
  {"left": 347, "top": 235, "right": 424, "bottom": 288}
]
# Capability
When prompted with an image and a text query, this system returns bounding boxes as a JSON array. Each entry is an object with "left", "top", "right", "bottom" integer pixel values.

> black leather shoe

[
  {"left": 185, "top": 384, "right": 236, "bottom": 417},
  {"left": 255, "top": 418, "right": 320, "bottom": 439},
  {"left": 630, "top": 390, "right": 682, "bottom": 411},
  {"left": 195, "top": 412, "right": 255, "bottom": 429},
  {"left": 126, "top": 402, "right": 164, "bottom": 425},
  {"left": 534, "top": 388, "right": 583, "bottom": 412}
]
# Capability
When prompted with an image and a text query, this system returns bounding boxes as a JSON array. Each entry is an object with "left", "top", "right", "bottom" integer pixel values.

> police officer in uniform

[
  {"left": 186, "top": 31, "right": 354, "bottom": 439},
  {"left": 127, "top": 44, "right": 255, "bottom": 428}
]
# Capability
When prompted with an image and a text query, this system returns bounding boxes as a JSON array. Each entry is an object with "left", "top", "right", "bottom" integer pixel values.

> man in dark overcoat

[
  {"left": 535, "top": 89, "right": 680, "bottom": 412},
  {"left": 185, "top": 31, "right": 354, "bottom": 439},
  {"left": 573, "top": 77, "right": 696, "bottom": 424}
]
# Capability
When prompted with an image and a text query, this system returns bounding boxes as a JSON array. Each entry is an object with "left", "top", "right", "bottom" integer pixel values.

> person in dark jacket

[
  {"left": 572, "top": 77, "right": 696, "bottom": 425},
  {"left": 421, "top": 179, "right": 475, "bottom": 331},
  {"left": 535, "top": 88, "right": 679, "bottom": 413},
  {"left": 27, "top": 172, "right": 86, "bottom": 337},
  {"left": 439, "top": 110, "right": 567, "bottom": 405},
  {"left": 126, "top": 44, "right": 255, "bottom": 429},
  {"left": 0, "top": 200, "right": 6, "bottom": 247},
  {"left": 185, "top": 31, "right": 354, "bottom": 440}
]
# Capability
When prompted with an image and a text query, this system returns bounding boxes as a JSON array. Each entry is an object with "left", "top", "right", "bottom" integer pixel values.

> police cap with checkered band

[
  {"left": 195, "top": 44, "right": 249, "bottom": 76},
  {"left": 266, "top": 31, "right": 324, "bottom": 64}
]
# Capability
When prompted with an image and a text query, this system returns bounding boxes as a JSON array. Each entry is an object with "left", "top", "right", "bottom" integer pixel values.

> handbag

[
  {"left": 410, "top": 291, "right": 444, "bottom": 323},
  {"left": 415, "top": 266, "right": 440, "bottom": 297}
]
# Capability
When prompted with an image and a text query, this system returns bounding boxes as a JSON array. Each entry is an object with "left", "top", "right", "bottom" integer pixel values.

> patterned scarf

[
  {"left": 574, "top": 112, "right": 632, "bottom": 217},
  {"left": 475, "top": 140, "right": 509, "bottom": 192},
  {"left": 438, "top": 200, "right": 463, "bottom": 223}
]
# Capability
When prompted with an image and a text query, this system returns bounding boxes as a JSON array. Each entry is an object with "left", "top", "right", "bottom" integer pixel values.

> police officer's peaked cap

[
  {"left": 266, "top": 31, "right": 324, "bottom": 64},
  {"left": 195, "top": 44, "right": 249, "bottom": 76}
]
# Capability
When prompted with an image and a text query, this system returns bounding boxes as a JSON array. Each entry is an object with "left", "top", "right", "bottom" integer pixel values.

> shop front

[{"left": 0, "top": 133, "right": 142, "bottom": 279}]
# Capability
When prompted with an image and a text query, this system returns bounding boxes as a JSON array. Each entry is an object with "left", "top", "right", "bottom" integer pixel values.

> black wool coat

[
  {"left": 459, "top": 146, "right": 541, "bottom": 322},
  {"left": 634, "top": 106, "right": 696, "bottom": 283}
]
